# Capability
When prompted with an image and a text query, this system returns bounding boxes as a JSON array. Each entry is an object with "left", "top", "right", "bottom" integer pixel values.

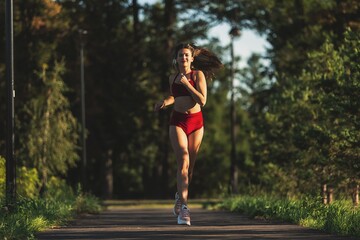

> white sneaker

[
  {"left": 177, "top": 204, "right": 191, "bottom": 226},
  {"left": 173, "top": 192, "right": 181, "bottom": 216}
]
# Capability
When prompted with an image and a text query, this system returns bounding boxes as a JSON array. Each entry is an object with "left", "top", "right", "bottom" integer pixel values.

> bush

[
  {"left": 43, "top": 176, "right": 74, "bottom": 201},
  {"left": 0, "top": 156, "right": 41, "bottom": 199},
  {"left": 17, "top": 167, "right": 41, "bottom": 198}
]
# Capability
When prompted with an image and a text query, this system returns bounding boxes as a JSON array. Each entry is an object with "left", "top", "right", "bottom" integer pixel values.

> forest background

[{"left": 0, "top": 0, "right": 359, "bottom": 201}]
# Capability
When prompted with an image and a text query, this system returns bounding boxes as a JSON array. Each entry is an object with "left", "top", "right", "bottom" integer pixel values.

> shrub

[{"left": 0, "top": 156, "right": 41, "bottom": 199}]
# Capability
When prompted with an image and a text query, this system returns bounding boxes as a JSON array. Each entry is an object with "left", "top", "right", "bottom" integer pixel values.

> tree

[
  {"left": 22, "top": 61, "right": 79, "bottom": 193},
  {"left": 298, "top": 29, "right": 360, "bottom": 195},
  {"left": 204, "top": 0, "right": 360, "bottom": 197}
]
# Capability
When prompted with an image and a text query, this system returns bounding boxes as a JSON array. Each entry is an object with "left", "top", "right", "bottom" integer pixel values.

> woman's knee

[
  {"left": 178, "top": 160, "right": 189, "bottom": 176},
  {"left": 178, "top": 160, "right": 189, "bottom": 172},
  {"left": 178, "top": 169, "right": 189, "bottom": 184},
  {"left": 175, "top": 148, "right": 189, "bottom": 163},
  {"left": 177, "top": 147, "right": 189, "bottom": 157}
]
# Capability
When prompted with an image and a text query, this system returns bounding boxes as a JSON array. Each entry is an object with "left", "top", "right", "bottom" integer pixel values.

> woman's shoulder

[{"left": 192, "top": 70, "right": 205, "bottom": 79}]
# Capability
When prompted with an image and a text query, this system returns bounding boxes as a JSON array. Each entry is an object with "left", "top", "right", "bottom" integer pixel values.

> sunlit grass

[
  {"left": 218, "top": 195, "right": 360, "bottom": 238},
  {"left": 0, "top": 191, "right": 102, "bottom": 240},
  {"left": 104, "top": 199, "right": 215, "bottom": 210}
]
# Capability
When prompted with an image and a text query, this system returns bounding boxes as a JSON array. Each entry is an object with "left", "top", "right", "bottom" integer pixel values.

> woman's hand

[
  {"left": 154, "top": 100, "right": 165, "bottom": 112},
  {"left": 174, "top": 73, "right": 189, "bottom": 85},
  {"left": 180, "top": 73, "right": 189, "bottom": 85}
]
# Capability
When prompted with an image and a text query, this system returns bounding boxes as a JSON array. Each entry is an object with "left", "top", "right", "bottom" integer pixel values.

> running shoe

[
  {"left": 173, "top": 192, "right": 182, "bottom": 216},
  {"left": 177, "top": 204, "right": 191, "bottom": 226}
]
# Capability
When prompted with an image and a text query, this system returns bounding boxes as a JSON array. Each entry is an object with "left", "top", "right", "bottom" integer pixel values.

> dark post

[
  {"left": 79, "top": 29, "right": 87, "bottom": 190},
  {"left": 229, "top": 26, "right": 241, "bottom": 194},
  {"left": 5, "top": 0, "right": 16, "bottom": 204}
]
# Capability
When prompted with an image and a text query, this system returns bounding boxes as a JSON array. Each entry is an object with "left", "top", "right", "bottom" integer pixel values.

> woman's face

[{"left": 176, "top": 48, "right": 194, "bottom": 68}]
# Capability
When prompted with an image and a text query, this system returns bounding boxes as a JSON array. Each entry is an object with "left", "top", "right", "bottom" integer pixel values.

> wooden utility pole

[
  {"left": 229, "top": 26, "right": 241, "bottom": 194},
  {"left": 5, "top": 0, "right": 16, "bottom": 205},
  {"left": 79, "top": 29, "right": 88, "bottom": 191}
]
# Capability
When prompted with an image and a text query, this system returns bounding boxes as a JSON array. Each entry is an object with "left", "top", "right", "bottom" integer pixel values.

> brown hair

[{"left": 173, "top": 43, "right": 223, "bottom": 80}]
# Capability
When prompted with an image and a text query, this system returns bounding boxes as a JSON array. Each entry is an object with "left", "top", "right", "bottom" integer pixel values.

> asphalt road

[{"left": 36, "top": 200, "right": 357, "bottom": 240}]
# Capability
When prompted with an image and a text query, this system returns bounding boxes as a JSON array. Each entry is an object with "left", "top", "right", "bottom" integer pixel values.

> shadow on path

[{"left": 36, "top": 201, "right": 357, "bottom": 240}]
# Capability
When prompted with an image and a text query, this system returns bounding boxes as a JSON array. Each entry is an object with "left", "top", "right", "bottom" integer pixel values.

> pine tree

[{"left": 23, "top": 60, "right": 79, "bottom": 193}]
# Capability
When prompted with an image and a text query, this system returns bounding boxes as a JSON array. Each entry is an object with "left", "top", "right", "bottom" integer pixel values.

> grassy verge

[
  {"left": 218, "top": 195, "right": 360, "bottom": 238},
  {"left": 0, "top": 191, "right": 102, "bottom": 240},
  {"left": 104, "top": 198, "right": 218, "bottom": 210}
]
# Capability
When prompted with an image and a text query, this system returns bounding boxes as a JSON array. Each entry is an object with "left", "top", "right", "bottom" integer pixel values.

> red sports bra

[{"left": 171, "top": 71, "right": 196, "bottom": 98}]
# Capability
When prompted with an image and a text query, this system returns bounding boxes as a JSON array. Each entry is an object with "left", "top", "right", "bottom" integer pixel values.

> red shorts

[{"left": 170, "top": 111, "right": 204, "bottom": 136}]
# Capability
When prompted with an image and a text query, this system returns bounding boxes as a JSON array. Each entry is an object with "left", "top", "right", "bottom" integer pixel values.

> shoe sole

[
  {"left": 177, "top": 220, "right": 191, "bottom": 226},
  {"left": 177, "top": 217, "right": 191, "bottom": 226}
]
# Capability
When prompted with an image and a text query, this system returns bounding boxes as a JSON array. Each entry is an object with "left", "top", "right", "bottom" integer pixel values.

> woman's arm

[
  {"left": 154, "top": 95, "right": 174, "bottom": 111},
  {"left": 154, "top": 75, "right": 175, "bottom": 111},
  {"left": 181, "top": 71, "right": 207, "bottom": 107}
]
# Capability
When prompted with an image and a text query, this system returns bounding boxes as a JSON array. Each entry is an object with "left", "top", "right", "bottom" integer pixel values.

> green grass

[
  {"left": 0, "top": 192, "right": 102, "bottom": 240},
  {"left": 218, "top": 195, "right": 360, "bottom": 238},
  {"left": 103, "top": 198, "right": 218, "bottom": 210}
]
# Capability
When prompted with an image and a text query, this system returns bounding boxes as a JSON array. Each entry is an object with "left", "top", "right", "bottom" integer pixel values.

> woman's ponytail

[{"left": 192, "top": 46, "right": 223, "bottom": 80}]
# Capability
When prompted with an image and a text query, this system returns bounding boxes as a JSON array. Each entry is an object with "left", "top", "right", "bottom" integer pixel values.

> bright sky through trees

[
  {"left": 209, "top": 22, "right": 270, "bottom": 67},
  {"left": 138, "top": 0, "right": 269, "bottom": 66}
]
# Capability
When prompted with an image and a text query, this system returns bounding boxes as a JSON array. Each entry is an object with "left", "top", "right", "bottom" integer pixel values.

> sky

[
  {"left": 138, "top": 0, "right": 270, "bottom": 67},
  {"left": 207, "top": 23, "right": 270, "bottom": 67}
]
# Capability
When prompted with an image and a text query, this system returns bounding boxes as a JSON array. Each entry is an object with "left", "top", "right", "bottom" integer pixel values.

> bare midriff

[{"left": 173, "top": 96, "right": 201, "bottom": 114}]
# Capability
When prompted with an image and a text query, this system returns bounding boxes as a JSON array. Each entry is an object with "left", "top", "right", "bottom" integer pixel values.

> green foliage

[
  {"left": 21, "top": 60, "right": 79, "bottom": 188},
  {"left": 0, "top": 182, "right": 102, "bottom": 240},
  {"left": 300, "top": 30, "right": 360, "bottom": 179},
  {"left": 16, "top": 166, "right": 40, "bottom": 199},
  {"left": 214, "top": 1, "right": 360, "bottom": 197},
  {"left": 0, "top": 198, "right": 68, "bottom": 239},
  {"left": 220, "top": 195, "right": 360, "bottom": 238},
  {"left": 277, "top": 29, "right": 360, "bottom": 193},
  {"left": 43, "top": 176, "right": 74, "bottom": 201},
  {"left": 0, "top": 156, "right": 41, "bottom": 199},
  {"left": 74, "top": 186, "right": 103, "bottom": 215}
]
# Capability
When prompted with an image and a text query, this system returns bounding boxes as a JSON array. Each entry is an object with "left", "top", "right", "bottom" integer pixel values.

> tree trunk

[
  {"left": 229, "top": 36, "right": 238, "bottom": 195},
  {"left": 40, "top": 88, "right": 51, "bottom": 196},
  {"left": 353, "top": 184, "right": 359, "bottom": 207},
  {"left": 327, "top": 187, "right": 334, "bottom": 204},
  {"left": 157, "top": 0, "right": 176, "bottom": 197},
  {"left": 322, "top": 183, "right": 328, "bottom": 204},
  {"left": 132, "top": 0, "right": 139, "bottom": 42},
  {"left": 132, "top": 0, "right": 140, "bottom": 72},
  {"left": 102, "top": 149, "right": 113, "bottom": 199}
]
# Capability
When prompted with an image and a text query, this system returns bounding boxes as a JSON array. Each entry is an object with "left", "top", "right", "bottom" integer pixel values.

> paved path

[{"left": 36, "top": 200, "right": 357, "bottom": 240}]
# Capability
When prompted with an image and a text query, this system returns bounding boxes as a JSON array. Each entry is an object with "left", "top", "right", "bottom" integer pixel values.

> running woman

[{"left": 154, "top": 43, "right": 222, "bottom": 225}]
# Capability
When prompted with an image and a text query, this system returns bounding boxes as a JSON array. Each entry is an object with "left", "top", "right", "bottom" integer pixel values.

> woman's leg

[
  {"left": 187, "top": 127, "right": 204, "bottom": 184},
  {"left": 169, "top": 126, "right": 190, "bottom": 205}
]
